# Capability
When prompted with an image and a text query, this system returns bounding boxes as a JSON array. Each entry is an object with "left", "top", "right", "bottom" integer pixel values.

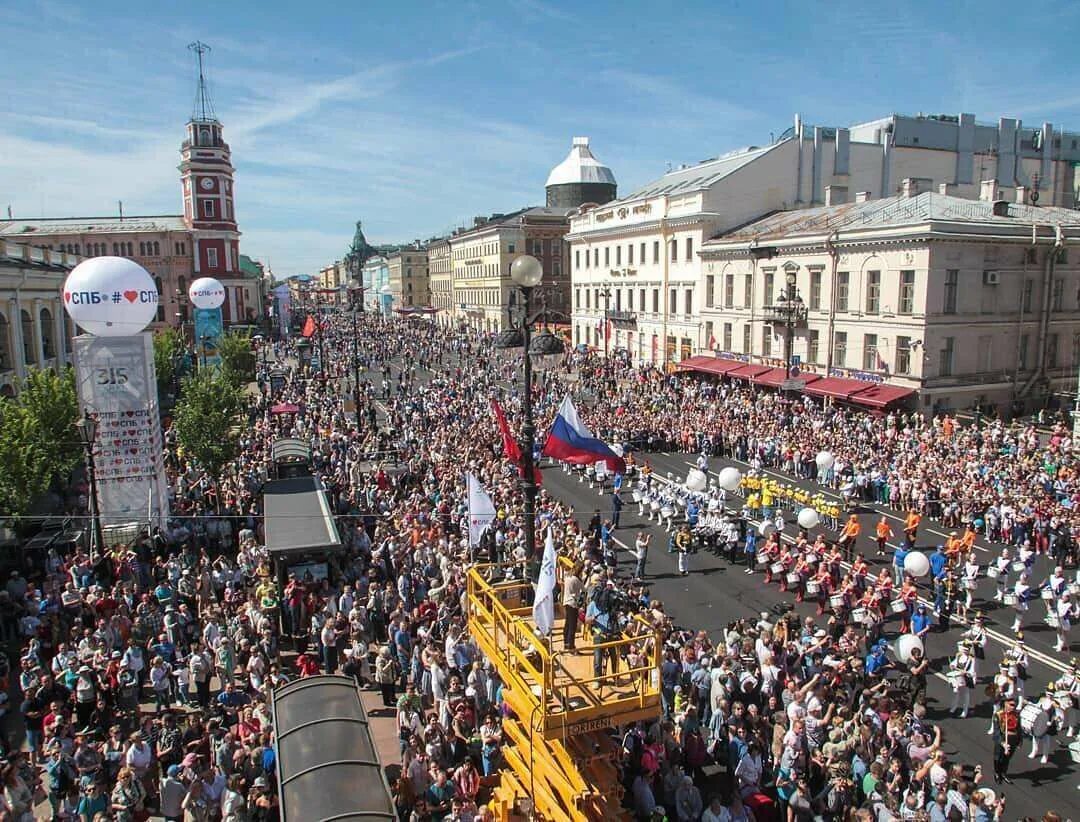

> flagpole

[{"left": 521, "top": 284, "right": 539, "bottom": 561}]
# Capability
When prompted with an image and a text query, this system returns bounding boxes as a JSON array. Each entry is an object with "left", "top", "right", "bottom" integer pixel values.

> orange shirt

[
  {"left": 905, "top": 512, "right": 921, "bottom": 531},
  {"left": 960, "top": 528, "right": 976, "bottom": 551},
  {"left": 842, "top": 518, "right": 861, "bottom": 538},
  {"left": 875, "top": 521, "right": 894, "bottom": 540}
]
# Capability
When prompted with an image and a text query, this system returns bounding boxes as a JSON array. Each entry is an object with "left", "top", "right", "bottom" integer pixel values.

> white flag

[
  {"left": 533, "top": 528, "right": 557, "bottom": 635},
  {"left": 467, "top": 473, "right": 496, "bottom": 547}
]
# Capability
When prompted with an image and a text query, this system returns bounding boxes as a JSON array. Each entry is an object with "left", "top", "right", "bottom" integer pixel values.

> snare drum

[
  {"left": 852, "top": 607, "right": 868, "bottom": 623},
  {"left": 660, "top": 506, "right": 674, "bottom": 518},
  {"left": 1020, "top": 703, "right": 1050, "bottom": 737},
  {"left": 786, "top": 573, "right": 801, "bottom": 586},
  {"left": 632, "top": 490, "right": 643, "bottom": 503},
  {"left": 805, "top": 581, "right": 820, "bottom": 596},
  {"left": 1055, "top": 690, "right": 1075, "bottom": 711},
  {"left": 829, "top": 594, "right": 845, "bottom": 609},
  {"left": 1003, "top": 593, "right": 1018, "bottom": 606},
  {"left": 946, "top": 670, "right": 965, "bottom": 690},
  {"left": 890, "top": 598, "right": 908, "bottom": 614},
  {"left": 770, "top": 562, "right": 785, "bottom": 575},
  {"left": 806, "top": 553, "right": 819, "bottom": 564},
  {"left": 1041, "top": 587, "right": 1055, "bottom": 601},
  {"left": 1011, "top": 561, "right": 1026, "bottom": 573},
  {"left": 757, "top": 555, "right": 770, "bottom": 566},
  {"left": 986, "top": 566, "right": 1000, "bottom": 579},
  {"left": 650, "top": 500, "right": 661, "bottom": 512},
  {"left": 1046, "top": 612, "right": 1061, "bottom": 628}
]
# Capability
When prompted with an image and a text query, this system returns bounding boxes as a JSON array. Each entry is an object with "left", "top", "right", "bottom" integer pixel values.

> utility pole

[{"left": 352, "top": 309, "right": 363, "bottom": 427}]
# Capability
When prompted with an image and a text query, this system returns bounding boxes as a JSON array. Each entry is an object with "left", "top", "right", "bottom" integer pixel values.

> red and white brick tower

[{"left": 179, "top": 41, "right": 240, "bottom": 278}]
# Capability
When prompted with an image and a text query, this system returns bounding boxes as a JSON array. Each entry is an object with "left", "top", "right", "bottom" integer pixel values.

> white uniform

[
  {"left": 1029, "top": 693, "right": 1056, "bottom": 762},
  {"left": 949, "top": 649, "right": 976, "bottom": 716}
]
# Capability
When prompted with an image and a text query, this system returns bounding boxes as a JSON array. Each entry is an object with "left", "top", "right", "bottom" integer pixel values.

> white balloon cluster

[
  {"left": 685, "top": 468, "right": 707, "bottom": 493},
  {"left": 796, "top": 508, "right": 820, "bottom": 530},
  {"left": 717, "top": 467, "right": 742, "bottom": 492},
  {"left": 903, "top": 551, "right": 930, "bottom": 577},
  {"left": 815, "top": 451, "right": 835, "bottom": 472},
  {"left": 896, "top": 633, "right": 924, "bottom": 663}
]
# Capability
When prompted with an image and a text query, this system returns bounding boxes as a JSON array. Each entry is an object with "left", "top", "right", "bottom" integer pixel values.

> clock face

[{"left": 199, "top": 178, "right": 214, "bottom": 191}]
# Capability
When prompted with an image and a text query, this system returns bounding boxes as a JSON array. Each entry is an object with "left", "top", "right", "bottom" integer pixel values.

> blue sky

[{"left": 3, "top": 0, "right": 1080, "bottom": 277}]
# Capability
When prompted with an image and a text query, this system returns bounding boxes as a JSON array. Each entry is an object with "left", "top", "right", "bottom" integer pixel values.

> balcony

[{"left": 761, "top": 297, "right": 808, "bottom": 328}]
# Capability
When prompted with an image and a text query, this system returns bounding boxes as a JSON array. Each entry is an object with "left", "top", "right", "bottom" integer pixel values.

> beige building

[
  {"left": 0, "top": 238, "right": 80, "bottom": 395},
  {"left": 695, "top": 190, "right": 1080, "bottom": 415},
  {"left": 569, "top": 111, "right": 1080, "bottom": 365},
  {"left": 426, "top": 238, "right": 453, "bottom": 323},
  {"left": 387, "top": 247, "right": 429, "bottom": 308},
  {"left": 449, "top": 208, "right": 572, "bottom": 332}
]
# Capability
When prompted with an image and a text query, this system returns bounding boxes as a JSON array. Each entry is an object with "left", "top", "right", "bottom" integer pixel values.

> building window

[
  {"left": 685, "top": 237, "right": 693, "bottom": 260},
  {"left": 809, "top": 270, "right": 822, "bottom": 310},
  {"left": 153, "top": 241, "right": 160, "bottom": 255},
  {"left": 704, "top": 321, "right": 713, "bottom": 348},
  {"left": 20, "top": 310, "right": 33, "bottom": 364},
  {"left": 575, "top": 250, "right": 580, "bottom": 270},
  {"left": 639, "top": 289, "right": 646, "bottom": 312},
  {"left": 898, "top": 270, "right": 915, "bottom": 314},
  {"left": 652, "top": 242, "right": 659, "bottom": 264},
  {"left": 508, "top": 243, "right": 516, "bottom": 253},
  {"left": 670, "top": 240, "right": 677, "bottom": 263},
  {"left": 980, "top": 276, "right": 998, "bottom": 313},
  {"left": 668, "top": 289, "right": 677, "bottom": 314},
  {"left": 652, "top": 289, "right": 659, "bottom": 313},
  {"left": 862, "top": 333, "right": 878, "bottom": 370},
  {"left": 895, "top": 336, "right": 911, "bottom": 375},
  {"left": 575, "top": 289, "right": 580, "bottom": 310},
  {"left": 202, "top": 199, "right": 215, "bottom": 218},
  {"left": 684, "top": 289, "right": 693, "bottom": 315},
  {"left": 112, "top": 243, "right": 120, "bottom": 255},
  {"left": 834, "top": 331, "right": 847, "bottom": 368},
  {"left": 807, "top": 329, "right": 819, "bottom": 363},
  {"left": 615, "top": 289, "right": 622, "bottom": 311},
  {"left": 944, "top": 269, "right": 958, "bottom": 314},
  {"left": 723, "top": 322, "right": 733, "bottom": 350},
  {"left": 40, "top": 308, "right": 54, "bottom": 359},
  {"left": 742, "top": 325, "right": 751, "bottom": 354},
  {"left": 1047, "top": 333, "right": 1059, "bottom": 367},
  {"left": 865, "top": 270, "right": 881, "bottom": 314},
  {"left": 743, "top": 274, "right": 752, "bottom": 309},
  {"left": 836, "top": 272, "right": 849, "bottom": 312},
  {"left": 627, "top": 289, "right": 634, "bottom": 311},
  {"left": 592, "top": 248, "right": 598, "bottom": 267},
  {"left": 724, "top": 274, "right": 734, "bottom": 308},
  {"left": 939, "top": 336, "right": 954, "bottom": 376},
  {"left": 139, "top": 242, "right": 146, "bottom": 256},
  {"left": 762, "top": 326, "right": 772, "bottom": 357},
  {"left": 615, "top": 246, "right": 621, "bottom": 266},
  {"left": 640, "top": 242, "right": 646, "bottom": 264},
  {"left": 1052, "top": 278, "right": 1064, "bottom": 311},
  {"left": 705, "top": 275, "right": 715, "bottom": 308},
  {"left": 627, "top": 244, "right": 634, "bottom": 265},
  {"left": 764, "top": 271, "right": 774, "bottom": 306},
  {"left": 604, "top": 247, "right": 610, "bottom": 267},
  {"left": 978, "top": 334, "right": 993, "bottom": 372},
  {"left": 207, "top": 248, "right": 219, "bottom": 268}
]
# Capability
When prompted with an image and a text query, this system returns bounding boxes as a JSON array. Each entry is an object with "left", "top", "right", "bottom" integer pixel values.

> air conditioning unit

[{"left": 983, "top": 270, "right": 1000, "bottom": 285}]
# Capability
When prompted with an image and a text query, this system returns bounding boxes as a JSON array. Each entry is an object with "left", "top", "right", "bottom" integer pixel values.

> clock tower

[{"left": 179, "top": 41, "right": 240, "bottom": 276}]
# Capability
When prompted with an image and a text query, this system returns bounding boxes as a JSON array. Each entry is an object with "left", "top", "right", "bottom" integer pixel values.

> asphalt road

[{"left": 348, "top": 347, "right": 1080, "bottom": 819}]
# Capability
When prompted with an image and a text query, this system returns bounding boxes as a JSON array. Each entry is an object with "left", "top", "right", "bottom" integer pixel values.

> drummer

[
  {"left": 809, "top": 563, "right": 832, "bottom": 617},
  {"left": 964, "top": 612, "right": 989, "bottom": 662},
  {"left": 1052, "top": 659, "right": 1080, "bottom": 738},
  {"left": 990, "top": 547, "right": 1012, "bottom": 603},
  {"left": 1027, "top": 690, "right": 1057, "bottom": 764},
  {"left": 1052, "top": 590, "right": 1076, "bottom": 653},
  {"left": 949, "top": 639, "right": 977, "bottom": 718},
  {"left": 1009, "top": 571, "right": 1031, "bottom": 634}
]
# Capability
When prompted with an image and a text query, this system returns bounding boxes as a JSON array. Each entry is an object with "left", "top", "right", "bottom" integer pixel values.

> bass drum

[{"left": 1020, "top": 703, "right": 1049, "bottom": 737}]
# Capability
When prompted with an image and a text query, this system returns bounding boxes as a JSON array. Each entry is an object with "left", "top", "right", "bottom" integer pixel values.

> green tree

[
  {"left": 171, "top": 367, "right": 245, "bottom": 487},
  {"left": 217, "top": 330, "right": 256, "bottom": 390},
  {"left": 0, "top": 367, "right": 80, "bottom": 520},
  {"left": 153, "top": 328, "right": 186, "bottom": 394}
]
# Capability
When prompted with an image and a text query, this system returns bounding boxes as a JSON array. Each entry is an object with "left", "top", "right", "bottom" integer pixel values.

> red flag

[
  {"left": 491, "top": 399, "right": 542, "bottom": 484},
  {"left": 708, "top": 334, "right": 717, "bottom": 350},
  {"left": 301, "top": 315, "right": 315, "bottom": 338}
]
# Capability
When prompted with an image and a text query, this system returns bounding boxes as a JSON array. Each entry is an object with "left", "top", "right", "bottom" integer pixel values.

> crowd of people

[{"left": 1, "top": 309, "right": 1076, "bottom": 821}]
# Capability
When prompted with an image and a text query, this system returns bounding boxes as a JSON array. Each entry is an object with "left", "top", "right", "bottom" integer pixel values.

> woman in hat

[{"left": 111, "top": 765, "right": 148, "bottom": 822}]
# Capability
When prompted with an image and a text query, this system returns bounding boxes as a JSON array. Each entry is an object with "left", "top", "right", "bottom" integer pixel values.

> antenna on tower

[{"left": 188, "top": 41, "right": 217, "bottom": 122}]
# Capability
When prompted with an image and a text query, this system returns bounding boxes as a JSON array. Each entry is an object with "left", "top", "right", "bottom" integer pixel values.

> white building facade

[{"left": 568, "top": 111, "right": 1080, "bottom": 367}]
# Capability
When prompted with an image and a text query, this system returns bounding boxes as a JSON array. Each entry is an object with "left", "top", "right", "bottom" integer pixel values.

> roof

[
  {"left": 624, "top": 143, "right": 778, "bottom": 200},
  {"left": 0, "top": 240, "right": 78, "bottom": 273},
  {"left": 708, "top": 192, "right": 1080, "bottom": 245},
  {"left": 0, "top": 215, "right": 189, "bottom": 237},
  {"left": 546, "top": 137, "right": 616, "bottom": 187},
  {"left": 676, "top": 355, "right": 744, "bottom": 376},
  {"left": 262, "top": 476, "right": 342, "bottom": 555},
  {"left": 271, "top": 676, "right": 395, "bottom": 822}
]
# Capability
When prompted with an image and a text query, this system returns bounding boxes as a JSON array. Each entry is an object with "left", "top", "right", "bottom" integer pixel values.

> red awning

[
  {"left": 676, "top": 355, "right": 744, "bottom": 376},
  {"left": 728, "top": 363, "right": 771, "bottom": 380},
  {"left": 847, "top": 383, "right": 915, "bottom": 409},
  {"left": 752, "top": 367, "right": 821, "bottom": 388},
  {"left": 803, "top": 376, "right": 874, "bottom": 400}
]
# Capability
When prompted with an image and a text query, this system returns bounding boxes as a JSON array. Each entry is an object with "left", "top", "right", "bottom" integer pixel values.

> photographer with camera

[{"left": 585, "top": 580, "right": 621, "bottom": 680}]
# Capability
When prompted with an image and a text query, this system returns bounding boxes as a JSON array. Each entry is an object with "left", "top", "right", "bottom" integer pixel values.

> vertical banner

[
  {"left": 194, "top": 306, "right": 223, "bottom": 367},
  {"left": 73, "top": 333, "right": 169, "bottom": 527}
]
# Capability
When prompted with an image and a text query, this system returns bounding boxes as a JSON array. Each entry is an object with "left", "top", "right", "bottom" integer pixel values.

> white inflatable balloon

[
  {"left": 63, "top": 257, "right": 158, "bottom": 336},
  {"left": 685, "top": 468, "right": 707, "bottom": 493},
  {"left": 797, "top": 508, "right": 820, "bottom": 530},
  {"left": 896, "top": 633, "right": 924, "bottom": 664},
  {"left": 815, "top": 451, "right": 835, "bottom": 472},
  {"left": 758, "top": 520, "right": 776, "bottom": 538},
  {"left": 903, "top": 550, "right": 930, "bottom": 578},
  {"left": 188, "top": 277, "right": 225, "bottom": 310},
  {"left": 717, "top": 466, "right": 742, "bottom": 492}
]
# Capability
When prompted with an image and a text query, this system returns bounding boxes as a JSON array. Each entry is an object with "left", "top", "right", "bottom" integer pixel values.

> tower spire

[{"left": 188, "top": 40, "right": 217, "bottom": 122}]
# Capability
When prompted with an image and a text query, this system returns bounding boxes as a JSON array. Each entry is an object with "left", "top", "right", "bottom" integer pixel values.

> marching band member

[
  {"left": 964, "top": 613, "right": 988, "bottom": 662},
  {"left": 1007, "top": 637, "right": 1031, "bottom": 705},
  {"left": 811, "top": 563, "right": 832, "bottom": 616},
  {"left": 987, "top": 662, "right": 1016, "bottom": 736},
  {"left": 960, "top": 554, "right": 979, "bottom": 617},
  {"left": 791, "top": 554, "right": 811, "bottom": 603},
  {"left": 992, "top": 696, "right": 1022, "bottom": 784},
  {"left": 898, "top": 576, "right": 919, "bottom": 633},
  {"left": 874, "top": 515, "right": 893, "bottom": 557},
  {"left": 1010, "top": 571, "right": 1030, "bottom": 633},
  {"left": 1052, "top": 660, "right": 1080, "bottom": 737},
  {"left": 1053, "top": 590, "right": 1076, "bottom": 652},
  {"left": 1028, "top": 690, "right": 1057, "bottom": 763},
  {"left": 636, "top": 483, "right": 650, "bottom": 518},
  {"left": 990, "top": 547, "right": 1012, "bottom": 602},
  {"left": 949, "top": 640, "right": 976, "bottom": 718}
]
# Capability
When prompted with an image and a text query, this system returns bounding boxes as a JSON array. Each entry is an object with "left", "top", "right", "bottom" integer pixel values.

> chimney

[
  {"left": 855, "top": 191, "right": 872, "bottom": 203},
  {"left": 824, "top": 185, "right": 848, "bottom": 206},
  {"left": 901, "top": 178, "right": 918, "bottom": 198},
  {"left": 980, "top": 179, "right": 999, "bottom": 202},
  {"left": 991, "top": 200, "right": 1010, "bottom": 217},
  {"left": 1015, "top": 186, "right": 1028, "bottom": 204}
]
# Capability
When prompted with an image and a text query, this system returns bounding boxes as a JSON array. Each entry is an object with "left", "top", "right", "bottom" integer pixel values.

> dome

[{"left": 545, "top": 137, "right": 616, "bottom": 187}]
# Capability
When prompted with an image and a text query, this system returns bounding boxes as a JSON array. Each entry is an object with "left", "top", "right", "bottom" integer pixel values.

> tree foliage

[
  {"left": 0, "top": 367, "right": 80, "bottom": 520},
  {"left": 153, "top": 328, "right": 187, "bottom": 393},
  {"left": 217, "top": 330, "right": 256, "bottom": 390},
  {"left": 171, "top": 367, "right": 245, "bottom": 482}
]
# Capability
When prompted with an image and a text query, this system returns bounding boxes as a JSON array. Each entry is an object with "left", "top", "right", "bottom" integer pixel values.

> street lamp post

[
  {"left": 351, "top": 309, "right": 363, "bottom": 426},
  {"left": 765, "top": 270, "right": 808, "bottom": 389},
  {"left": 75, "top": 411, "right": 104, "bottom": 562},
  {"left": 493, "top": 256, "right": 565, "bottom": 558}
]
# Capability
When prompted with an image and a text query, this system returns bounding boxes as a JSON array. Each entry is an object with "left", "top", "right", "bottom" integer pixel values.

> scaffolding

[{"left": 466, "top": 561, "right": 662, "bottom": 821}]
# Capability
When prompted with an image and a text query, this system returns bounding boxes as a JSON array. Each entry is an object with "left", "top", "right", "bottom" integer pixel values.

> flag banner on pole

[
  {"left": 301, "top": 315, "right": 316, "bottom": 338},
  {"left": 467, "top": 473, "right": 497, "bottom": 547},
  {"left": 491, "top": 398, "right": 542, "bottom": 484},
  {"left": 533, "top": 528, "right": 557, "bottom": 635},
  {"left": 542, "top": 395, "right": 626, "bottom": 474}
]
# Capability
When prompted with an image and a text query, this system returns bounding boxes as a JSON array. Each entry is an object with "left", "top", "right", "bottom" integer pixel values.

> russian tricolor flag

[{"left": 543, "top": 395, "right": 626, "bottom": 475}]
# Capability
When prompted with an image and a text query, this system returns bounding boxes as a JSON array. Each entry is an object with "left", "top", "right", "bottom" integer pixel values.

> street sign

[{"left": 781, "top": 379, "right": 805, "bottom": 391}]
